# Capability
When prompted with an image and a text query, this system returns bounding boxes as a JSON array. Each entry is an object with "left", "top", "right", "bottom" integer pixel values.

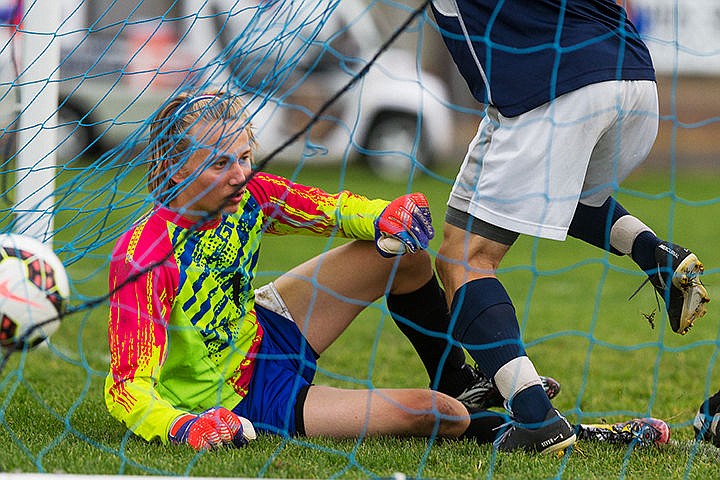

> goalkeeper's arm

[{"left": 246, "top": 173, "right": 434, "bottom": 253}]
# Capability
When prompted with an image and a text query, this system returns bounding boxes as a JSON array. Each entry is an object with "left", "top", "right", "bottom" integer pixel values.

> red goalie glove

[
  {"left": 168, "top": 407, "right": 256, "bottom": 450},
  {"left": 374, "top": 192, "right": 434, "bottom": 258}
]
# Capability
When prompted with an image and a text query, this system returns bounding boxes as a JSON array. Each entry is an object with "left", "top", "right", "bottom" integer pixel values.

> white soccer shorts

[{"left": 447, "top": 80, "right": 658, "bottom": 241}]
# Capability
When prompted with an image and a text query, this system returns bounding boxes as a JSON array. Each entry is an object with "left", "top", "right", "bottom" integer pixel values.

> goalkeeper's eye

[
  {"left": 239, "top": 153, "right": 253, "bottom": 167},
  {"left": 211, "top": 154, "right": 252, "bottom": 170}
]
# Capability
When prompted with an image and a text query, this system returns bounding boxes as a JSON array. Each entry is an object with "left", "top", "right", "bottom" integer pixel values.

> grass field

[{"left": 1, "top": 161, "right": 719, "bottom": 479}]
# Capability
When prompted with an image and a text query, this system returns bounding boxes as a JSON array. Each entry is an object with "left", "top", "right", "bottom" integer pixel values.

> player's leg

[
  {"left": 249, "top": 284, "right": 508, "bottom": 442},
  {"left": 436, "top": 226, "right": 576, "bottom": 453},
  {"left": 272, "top": 240, "right": 477, "bottom": 400},
  {"left": 570, "top": 80, "right": 708, "bottom": 334},
  {"left": 385, "top": 270, "right": 478, "bottom": 399},
  {"left": 272, "top": 240, "right": 430, "bottom": 353},
  {"left": 301, "top": 385, "right": 470, "bottom": 438},
  {"left": 384, "top": 260, "right": 562, "bottom": 408},
  {"left": 437, "top": 221, "right": 573, "bottom": 451},
  {"left": 235, "top": 300, "right": 507, "bottom": 443},
  {"left": 434, "top": 101, "right": 614, "bottom": 453},
  {"left": 302, "top": 384, "right": 508, "bottom": 443},
  {"left": 301, "top": 386, "right": 509, "bottom": 443},
  {"left": 569, "top": 198, "right": 708, "bottom": 334}
]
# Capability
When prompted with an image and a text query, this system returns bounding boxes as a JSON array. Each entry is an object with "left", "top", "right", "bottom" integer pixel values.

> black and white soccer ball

[{"left": 0, "top": 234, "right": 69, "bottom": 350}]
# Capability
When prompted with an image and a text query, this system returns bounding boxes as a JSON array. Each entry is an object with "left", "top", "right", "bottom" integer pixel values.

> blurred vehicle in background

[
  {"left": 1, "top": 0, "right": 454, "bottom": 180},
  {"left": 179, "top": 0, "right": 454, "bottom": 179}
]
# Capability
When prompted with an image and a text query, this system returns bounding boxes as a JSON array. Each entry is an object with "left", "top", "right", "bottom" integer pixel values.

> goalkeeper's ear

[{"left": 170, "top": 164, "right": 191, "bottom": 185}]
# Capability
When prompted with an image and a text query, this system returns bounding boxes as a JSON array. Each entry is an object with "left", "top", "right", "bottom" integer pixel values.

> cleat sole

[{"left": 673, "top": 255, "right": 710, "bottom": 335}]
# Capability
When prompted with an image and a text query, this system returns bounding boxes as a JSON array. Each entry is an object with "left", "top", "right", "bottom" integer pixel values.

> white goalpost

[
  {"left": 0, "top": 0, "right": 718, "bottom": 478},
  {"left": 14, "top": 0, "right": 60, "bottom": 243}
]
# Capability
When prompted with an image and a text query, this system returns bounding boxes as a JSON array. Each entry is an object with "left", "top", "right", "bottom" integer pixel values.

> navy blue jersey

[{"left": 430, "top": 0, "right": 655, "bottom": 117}]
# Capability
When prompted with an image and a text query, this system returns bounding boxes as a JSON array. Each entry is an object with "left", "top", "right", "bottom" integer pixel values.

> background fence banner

[{"left": 629, "top": 0, "right": 720, "bottom": 74}]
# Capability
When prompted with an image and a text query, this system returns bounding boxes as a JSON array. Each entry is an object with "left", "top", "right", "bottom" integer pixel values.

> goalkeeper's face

[{"left": 170, "top": 119, "right": 253, "bottom": 221}]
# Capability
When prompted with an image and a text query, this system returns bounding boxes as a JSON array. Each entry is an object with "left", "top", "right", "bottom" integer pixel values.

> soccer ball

[{"left": 0, "top": 234, "right": 69, "bottom": 350}]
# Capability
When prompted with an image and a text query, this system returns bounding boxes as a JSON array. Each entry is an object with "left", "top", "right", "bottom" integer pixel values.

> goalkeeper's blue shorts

[{"left": 232, "top": 304, "right": 318, "bottom": 437}]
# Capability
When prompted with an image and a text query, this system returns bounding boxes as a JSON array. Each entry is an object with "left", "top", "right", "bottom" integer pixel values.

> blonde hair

[{"left": 147, "top": 90, "right": 256, "bottom": 200}]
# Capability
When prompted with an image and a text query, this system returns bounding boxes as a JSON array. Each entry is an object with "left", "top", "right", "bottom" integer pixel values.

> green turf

[{"left": 1, "top": 161, "right": 719, "bottom": 478}]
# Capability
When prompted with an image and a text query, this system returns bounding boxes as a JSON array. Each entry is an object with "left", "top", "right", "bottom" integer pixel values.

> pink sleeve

[
  {"left": 104, "top": 216, "right": 184, "bottom": 442},
  {"left": 247, "top": 172, "right": 387, "bottom": 238}
]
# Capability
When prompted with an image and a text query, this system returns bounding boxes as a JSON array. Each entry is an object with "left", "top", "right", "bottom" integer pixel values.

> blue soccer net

[{"left": 0, "top": 0, "right": 718, "bottom": 478}]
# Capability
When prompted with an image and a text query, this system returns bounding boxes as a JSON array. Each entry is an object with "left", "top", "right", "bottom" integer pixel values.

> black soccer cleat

[
  {"left": 633, "top": 241, "right": 710, "bottom": 335},
  {"left": 648, "top": 241, "right": 709, "bottom": 335},
  {"left": 694, "top": 390, "right": 720, "bottom": 447},
  {"left": 455, "top": 364, "right": 560, "bottom": 410},
  {"left": 494, "top": 408, "right": 576, "bottom": 454}
]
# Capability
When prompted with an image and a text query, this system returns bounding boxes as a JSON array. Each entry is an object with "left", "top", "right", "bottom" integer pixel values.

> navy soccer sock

[
  {"left": 568, "top": 197, "right": 628, "bottom": 255},
  {"left": 631, "top": 230, "right": 662, "bottom": 273},
  {"left": 450, "top": 277, "right": 551, "bottom": 424},
  {"left": 568, "top": 197, "right": 662, "bottom": 273},
  {"left": 508, "top": 384, "right": 553, "bottom": 426}
]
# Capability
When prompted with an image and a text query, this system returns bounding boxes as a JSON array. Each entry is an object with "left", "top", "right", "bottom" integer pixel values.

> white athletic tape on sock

[
  {"left": 493, "top": 356, "right": 542, "bottom": 401},
  {"left": 711, "top": 414, "right": 720, "bottom": 437},
  {"left": 610, "top": 215, "right": 655, "bottom": 255}
]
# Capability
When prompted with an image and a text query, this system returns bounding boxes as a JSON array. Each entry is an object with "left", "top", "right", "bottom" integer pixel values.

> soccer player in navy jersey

[{"left": 428, "top": 0, "right": 709, "bottom": 453}]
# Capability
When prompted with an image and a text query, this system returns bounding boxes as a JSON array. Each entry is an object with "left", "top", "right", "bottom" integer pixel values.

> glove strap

[{"left": 168, "top": 413, "right": 196, "bottom": 444}]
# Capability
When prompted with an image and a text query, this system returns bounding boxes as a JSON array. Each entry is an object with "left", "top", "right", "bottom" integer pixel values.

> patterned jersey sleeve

[
  {"left": 247, "top": 172, "right": 389, "bottom": 239},
  {"left": 104, "top": 215, "right": 183, "bottom": 444}
]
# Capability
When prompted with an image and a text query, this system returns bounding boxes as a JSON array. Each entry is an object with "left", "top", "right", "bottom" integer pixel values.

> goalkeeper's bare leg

[
  {"left": 274, "top": 240, "right": 473, "bottom": 397},
  {"left": 301, "top": 385, "right": 505, "bottom": 442},
  {"left": 271, "top": 240, "right": 507, "bottom": 442},
  {"left": 301, "top": 385, "right": 470, "bottom": 438},
  {"left": 273, "top": 238, "right": 557, "bottom": 411},
  {"left": 273, "top": 239, "right": 435, "bottom": 353}
]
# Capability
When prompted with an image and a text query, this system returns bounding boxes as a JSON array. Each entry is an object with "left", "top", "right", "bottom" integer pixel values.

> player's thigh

[
  {"left": 450, "top": 88, "right": 622, "bottom": 240},
  {"left": 582, "top": 80, "right": 658, "bottom": 206},
  {"left": 272, "top": 241, "right": 403, "bottom": 353},
  {"left": 302, "top": 385, "right": 469, "bottom": 438}
]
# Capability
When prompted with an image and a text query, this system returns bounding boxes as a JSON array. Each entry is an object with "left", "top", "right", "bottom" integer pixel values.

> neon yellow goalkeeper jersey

[{"left": 105, "top": 172, "right": 388, "bottom": 443}]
